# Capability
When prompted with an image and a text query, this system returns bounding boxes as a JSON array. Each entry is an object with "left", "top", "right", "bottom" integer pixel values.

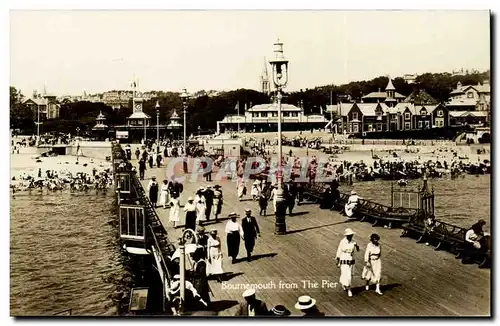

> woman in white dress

[
  {"left": 195, "top": 188, "right": 207, "bottom": 226},
  {"left": 159, "top": 180, "right": 170, "bottom": 209},
  {"left": 251, "top": 178, "right": 262, "bottom": 201},
  {"left": 335, "top": 228, "right": 360, "bottom": 297},
  {"left": 362, "top": 233, "right": 383, "bottom": 295},
  {"left": 169, "top": 196, "right": 181, "bottom": 228},
  {"left": 344, "top": 190, "right": 362, "bottom": 217},
  {"left": 207, "top": 229, "right": 224, "bottom": 282},
  {"left": 237, "top": 177, "right": 246, "bottom": 201}
]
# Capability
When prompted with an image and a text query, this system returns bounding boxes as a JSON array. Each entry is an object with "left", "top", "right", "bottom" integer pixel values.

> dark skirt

[
  {"left": 227, "top": 231, "right": 240, "bottom": 259},
  {"left": 185, "top": 210, "right": 197, "bottom": 231}
]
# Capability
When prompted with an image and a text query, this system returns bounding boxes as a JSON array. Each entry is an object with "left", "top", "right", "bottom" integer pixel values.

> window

[
  {"left": 119, "top": 206, "right": 145, "bottom": 240},
  {"left": 283, "top": 112, "right": 290, "bottom": 117},
  {"left": 405, "top": 122, "right": 411, "bottom": 130},
  {"left": 292, "top": 112, "right": 298, "bottom": 117},
  {"left": 437, "top": 110, "right": 443, "bottom": 117},
  {"left": 425, "top": 121, "right": 430, "bottom": 128},
  {"left": 418, "top": 121, "right": 423, "bottom": 129},
  {"left": 368, "top": 124, "right": 373, "bottom": 132},
  {"left": 352, "top": 112, "right": 358, "bottom": 120},
  {"left": 377, "top": 123, "right": 382, "bottom": 131},
  {"left": 261, "top": 112, "right": 267, "bottom": 117},
  {"left": 117, "top": 173, "right": 131, "bottom": 194},
  {"left": 420, "top": 109, "right": 427, "bottom": 116},
  {"left": 376, "top": 111, "right": 382, "bottom": 120},
  {"left": 353, "top": 124, "right": 359, "bottom": 133},
  {"left": 467, "top": 92, "right": 474, "bottom": 98},
  {"left": 405, "top": 112, "right": 410, "bottom": 120}
]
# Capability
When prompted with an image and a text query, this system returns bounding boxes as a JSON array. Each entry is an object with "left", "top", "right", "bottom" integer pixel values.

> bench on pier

[
  {"left": 401, "top": 216, "right": 490, "bottom": 268},
  {"left": 353, "top": 199, "right": 414, "bottom": 228},
  {"left": 302, "top": 183, "right": 329, "bottom": 203}
]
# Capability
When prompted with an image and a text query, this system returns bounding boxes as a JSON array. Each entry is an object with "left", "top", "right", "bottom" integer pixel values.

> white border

[{"left": 3, "top": 1, "right": 498, "bottom": 326}]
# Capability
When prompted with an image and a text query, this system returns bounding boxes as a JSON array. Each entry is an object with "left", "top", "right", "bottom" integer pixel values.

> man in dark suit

[
  {"left": 235, "top": 289, "right": 268, "bottom": 316},
  {"left": 241, "top": 209, "right": 261, "bottom": 262},
  {"left": 284, "top": 180, "right": 298, "bottom": 216}
]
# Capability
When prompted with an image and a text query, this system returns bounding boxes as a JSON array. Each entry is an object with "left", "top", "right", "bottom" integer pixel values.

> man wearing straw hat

[
  {"left": 335, "top": 228, "right": 360, "bottom": 297},
  {"left": 234, "top": 288, "right": 268, "bottom": 316},
  {"left": 294, "top": 295, "right": 324, "bottom": 316}
]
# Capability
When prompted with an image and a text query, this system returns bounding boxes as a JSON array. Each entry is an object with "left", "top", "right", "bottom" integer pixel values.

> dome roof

[
  {"left": 97, "top": 111, "right": 105, "bottom": 119},
  {"left": 170, "top": 110, "right": 180, "bottom": 119}
]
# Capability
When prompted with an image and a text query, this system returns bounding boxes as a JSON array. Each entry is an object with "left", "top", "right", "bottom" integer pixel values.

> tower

[
  {"left": 260, "top": 57, "right": 270, "bottom": 95},
  {"left": 385, "top": 77, "right": 397, "bottom": 108}
]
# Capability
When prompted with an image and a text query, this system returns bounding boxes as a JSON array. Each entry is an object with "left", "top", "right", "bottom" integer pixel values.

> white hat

[
  {"left": 344, "top": 228, "right": 355, "bottom": 236},
  {"left": 242, "top": 288, "right": 256, "bottom": 298},
  {"left": 294, "top": 295, "right": 316, "bottom": 310},
  {"left": 351, "top": 190, "right": 357, "bottom": 195},
  {"left": 187, "top": 197, "right": 194, "bottom": 201},
  {"left": 245, "top": 208, "right": 251, "bottom": 212},
  {"left": 173, "top": 274, "right": 181, "bottom": 280}
]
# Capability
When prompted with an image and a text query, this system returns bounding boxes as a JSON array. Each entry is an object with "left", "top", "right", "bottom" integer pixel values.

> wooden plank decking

[{"left": 138, "top": 158, "right": 490, "bottom": 317}]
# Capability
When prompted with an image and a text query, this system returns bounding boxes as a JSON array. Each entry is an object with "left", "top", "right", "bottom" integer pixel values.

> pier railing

[{"left": 111, "top": 142, "right": 177, "bottom": 310}]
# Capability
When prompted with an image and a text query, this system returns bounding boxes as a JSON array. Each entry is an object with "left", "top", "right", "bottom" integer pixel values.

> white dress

[
  {"left": 206, "top": 236, "right": 224, "bottom": 276},
  {"left": 362, "top": 243, "right": 382, "bottom": 283},
  {"left": 159, "top": 184, "right": 170, "bottom": 207},
  {"left": 251, "top": 180, "right": 262, "bottom": 198},
  {"left": 345, "top": 194, "right": 361, "bottom": 217},
  {"left": 169, "top": 198, "right": 180, "bottom": 223},
  {"left": 195, "top": 194, "right": 207, "bottom": 222},
  {"left": 335, "top": 238, "right": 358, "bottom": 287},
  {"left": 237, "top": 178, "right": 246, "bottom": 199}
]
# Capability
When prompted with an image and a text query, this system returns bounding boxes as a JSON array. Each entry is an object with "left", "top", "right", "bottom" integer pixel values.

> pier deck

[{"left": 138, "top": 159, "right": 490, "bottom": 316}]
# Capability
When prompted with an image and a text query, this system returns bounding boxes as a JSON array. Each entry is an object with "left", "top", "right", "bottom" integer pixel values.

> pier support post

[{"left": 275, "top": 201, "right": 287, "bottom": 235}]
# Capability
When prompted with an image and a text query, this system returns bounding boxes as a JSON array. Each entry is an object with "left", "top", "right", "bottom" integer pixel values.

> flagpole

[{"left": 237, "top": 102, "right": 240, "bottom": 133}]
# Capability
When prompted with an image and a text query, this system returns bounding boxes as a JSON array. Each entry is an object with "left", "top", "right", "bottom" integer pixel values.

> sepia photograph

[{"left": 9, "top": 9, "right": 491, "bottom": 317}]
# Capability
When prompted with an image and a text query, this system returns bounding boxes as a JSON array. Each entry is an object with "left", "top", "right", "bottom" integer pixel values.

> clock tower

[{"left": 126, "top": 80, "right": 151, "bottom": 127}]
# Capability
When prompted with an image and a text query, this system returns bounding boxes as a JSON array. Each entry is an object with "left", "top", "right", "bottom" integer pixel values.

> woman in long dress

[
  {"left": 159, "top": 180, "right": 170, "bottom": 209},
  {"left": 251, "top": 178, "right": 262, "bottom": 201},
  {"left": 335, "top": 228, "right": 359, "bottom": 297},
  {"left": 195, "top": 189, "right": 207, "bottom": 226},
  {"left": 184, "top": 197, "right": 197, "bottom": 232},
  {"left": 212, "top": 185, "right": 223, "bottom": 221},
  {"left": 225, "top": 213, "right": 244, "bottom": 263},
  {"left": 207, "top": 230, "right": 224, "bottom": 282},
  {"left": 344, "top": 190, "right": 361, "bottom": 217},
  {"left": 169, "top": 196, "right": 181, "bottom": 228},
  {"left": 362, "top": 233, "right": 383, "bottom": 295},
  {"left": 237, "top": 177, "right": 246, "bottom": 201}
]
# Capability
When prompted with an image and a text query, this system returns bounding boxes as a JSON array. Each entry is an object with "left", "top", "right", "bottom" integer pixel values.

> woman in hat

[
  {"left": 212, "top": 185, "right": 223, "bottom": 221},
  {"left": 159, "top": 179, "right": 170, "bottom": 209},
  {"left": 184, "top": 197, "right": 197, "bottom": 232},
  {"left": 195, "top": 188, "right": 207, "bottom": 226},
  {"left": 207, "top": 229, "right": 224, "bottom": 281},
  {"left": 237, "top": 176, "right": 246, "bottom": 201},
  {"left": 225, "top": 212, "right": 244, "bottom": 263},
  {"left": 169, "top": 192, "right": 181, "bottom": 228},
  {"left": 362, "top": 233, "right": 383, "bottom": 295},
  {"left": 270, "top": 305, "right": 291, "bottom": 317},
  {"left": 294, "top": 295, "right": 323, "bottom": 317},
  {"left": 335, "top": 228, "right": 360, "bottom": 297},
  {"left": 344, "top": 190, "right": 361, "bottom": 217}
]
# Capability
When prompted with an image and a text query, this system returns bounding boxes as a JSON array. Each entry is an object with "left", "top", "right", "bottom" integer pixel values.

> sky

[{"left": 10, "top": 10, "right": 490, "bottom": 96}]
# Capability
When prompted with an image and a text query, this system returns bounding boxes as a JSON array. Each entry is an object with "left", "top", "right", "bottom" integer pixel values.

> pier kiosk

[{"left": 390, "top": 176, "right": 435, "bottom": 217}]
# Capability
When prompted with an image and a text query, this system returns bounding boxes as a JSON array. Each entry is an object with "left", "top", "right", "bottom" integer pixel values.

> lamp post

[
  {"left": 180, "top": 89, "right": 189, "bottom": 173},
  {"left": 156, "top": 101, "right": 160, "bottom": 154},
  {"left": 269, "top": 39, "right": 289, "bottom": 235},
  {"left": 177, "top": 229, "right": 198, "bottom": 314},
  {"left": 143, "top": 117, "right": 147, "bottom": 144}
]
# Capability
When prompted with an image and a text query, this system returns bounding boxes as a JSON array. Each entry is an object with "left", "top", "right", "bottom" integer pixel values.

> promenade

[{"left": 138, "top": 157, "right": 490, "bottom": 316}]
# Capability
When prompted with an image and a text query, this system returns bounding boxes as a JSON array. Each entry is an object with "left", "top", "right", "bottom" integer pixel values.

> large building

[
  {"left": 216, "top": 102, "right": 329, "bottom": 133},
  {"left": 23, "top": 91, "right": 61, "bottom": 120},
  {"left": 328, "top": 80, "right": 449, "bottom": 134},
  {"left": 446, "top": 81, "right": 490, "bottom": 111}
]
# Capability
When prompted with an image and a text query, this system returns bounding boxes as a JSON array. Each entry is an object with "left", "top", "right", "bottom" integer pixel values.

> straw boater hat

[
  {"left": 351, "top": 190, "right": 356, "bottom": 195},
  {"left": 245, "top": 208, "right": 251, "bottom": 213},
  {"left": 209, "top": 229, "right": 217, "bottom": 235},
  {"left": 187, "top": 197, "right": 194, "bottom": 201},
  {"left": 242, "top": 288, "right": 256, "bottom": 298},
  {"left": 344, "top": 228, "right": 355, "bottom": 236},
  {"left": 152, "top": 176, "right": 156, "bottom": 180},
  {"left": 271, "top": 305, "right": 291, "bottom": 316},
  {"left": 229, "top": 212, "right": 238, "bottom": 218},
  {"left": 294, "top": 295, "right": 316, "bottom": 310},
  {"left": 197, "top": 226, "right": 206, "bottom": 234}
]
